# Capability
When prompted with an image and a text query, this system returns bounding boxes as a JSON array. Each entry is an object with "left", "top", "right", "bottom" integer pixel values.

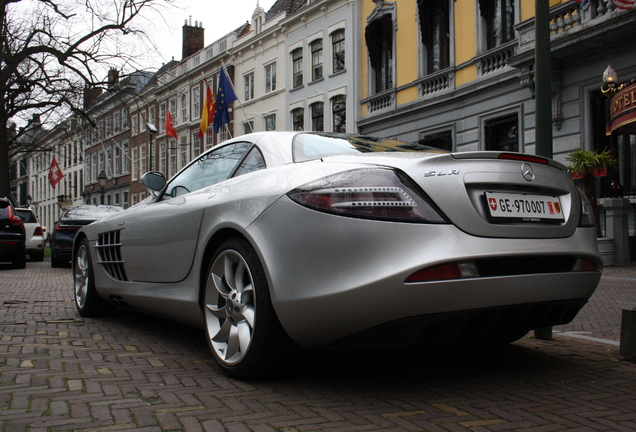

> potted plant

[
  {"left": 566, "top": 148, "right": 616, "bottom": 179},
  {"left": 566, "top": 148, "right": 617, "bottom": 239}
]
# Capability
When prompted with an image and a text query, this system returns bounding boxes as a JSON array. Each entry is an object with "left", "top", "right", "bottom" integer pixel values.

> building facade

[
  {"left": 281, "top": 0, "right": 359, "bottom": 134},
  {"left": 358, "top": 0, "right": 636, "bottom": 196},
  {"left": 82, "top": 71, "right": 153, "bottom": 208}
]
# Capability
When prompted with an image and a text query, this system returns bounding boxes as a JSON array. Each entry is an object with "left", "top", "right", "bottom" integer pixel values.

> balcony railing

[
  {"left": 417, "top": 69, "right": 454, "bottom": 98},
  {"left": 473, "top": 40, "right": 518, "bottom": 77},
  {"left": 363, "top": 90, "right": 395, "bottom": 115}
]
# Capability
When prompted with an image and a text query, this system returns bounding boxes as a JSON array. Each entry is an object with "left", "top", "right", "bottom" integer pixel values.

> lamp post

[
  {"left": 146, "top": 122, "right": 158, "bottom": 171},
  {"left": 97, "top": 171, "right": 107, "bottom": 204},
  {"left": 535, "top": 0, "right": 553, "bottom": 159},
  {"left": 601, "top": 65, "right": 622, "bottom": 197}
]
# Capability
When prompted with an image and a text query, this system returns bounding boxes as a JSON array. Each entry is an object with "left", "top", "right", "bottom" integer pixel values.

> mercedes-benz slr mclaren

[{"left": 72, "top": 132, "right": 602, "bottom": 377}]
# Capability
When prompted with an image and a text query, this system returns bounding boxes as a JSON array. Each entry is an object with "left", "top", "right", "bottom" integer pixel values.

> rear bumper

[
  {"left": 247, "top": 197, "right": 602, "bottom": 348},
  {"left": 321, "top": 298, "right": 589, "bottom": 350},
  {"left": 25, "top": 237, "right": 45, "bottom": 252}
]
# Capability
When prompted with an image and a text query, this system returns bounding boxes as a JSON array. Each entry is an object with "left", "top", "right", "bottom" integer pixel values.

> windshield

[
  {"left": 62, "top": 205, "right": 123, "bottom": 220},
  {"left": 293, "top": 133, "right": 447, "bottom": 162}
]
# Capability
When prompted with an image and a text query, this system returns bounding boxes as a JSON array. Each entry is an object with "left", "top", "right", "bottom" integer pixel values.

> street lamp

[
  {"left": 97, "top": 171, "right": 107, "bottom": 204},
  {"left": 147, "top": 122, "right": 157, "bottom": 171},
  {"left": 601, "top": 65, "right": 622, "bottom": 197}
]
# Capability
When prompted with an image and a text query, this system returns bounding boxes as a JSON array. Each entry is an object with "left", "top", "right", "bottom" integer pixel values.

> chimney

[
  {"left": 107, "top": 68, "right": 120, "bottom": 88},
  {"left": 182, "top": 17, "right": 205, "bottom": 60},
  {"left": 83, "top": 86, "right": 103, "bottom": 110}
]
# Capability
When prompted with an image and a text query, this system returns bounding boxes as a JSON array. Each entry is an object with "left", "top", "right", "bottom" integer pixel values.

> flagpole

[{"left": 220, "top": 61, "right": 254, "bottom": 134}]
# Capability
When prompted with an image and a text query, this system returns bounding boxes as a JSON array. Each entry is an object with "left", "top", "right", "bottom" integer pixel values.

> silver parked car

[{"left": 72, "top": 132, "right": 602, "bottom": 377}]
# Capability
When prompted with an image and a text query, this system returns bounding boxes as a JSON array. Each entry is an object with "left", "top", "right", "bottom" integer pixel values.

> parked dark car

[
  {"left": 51, "top": 205, "right": 123, "bottom": 268},
  {"left": 0, "top": 197, "right": 26, "bottom": 269}
]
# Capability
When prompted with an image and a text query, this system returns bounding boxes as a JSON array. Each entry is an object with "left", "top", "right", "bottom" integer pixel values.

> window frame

[
  {"left": 292, "top": 48, "right": 304, "bottom": 89},
  {"left": 310, "top": 39, "right": 323, "bottom": 82},
  {"left": 265, "top": 62, "right": 277, "bottom": 93},
  {"left": 331, "top": 29, "right": 346, "bottom": 74},
  {"left": 244, "top": 72, "right": 255, "bottom": 101}
]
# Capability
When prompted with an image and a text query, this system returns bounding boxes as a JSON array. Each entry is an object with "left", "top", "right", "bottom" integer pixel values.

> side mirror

[{"left": 141, "top": 171, "right": 167, "bottom": 194}]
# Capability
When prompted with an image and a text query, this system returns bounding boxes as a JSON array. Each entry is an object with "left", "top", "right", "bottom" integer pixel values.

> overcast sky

[{"left": 149, "top": 0, "right": 278, "bottom": 65}]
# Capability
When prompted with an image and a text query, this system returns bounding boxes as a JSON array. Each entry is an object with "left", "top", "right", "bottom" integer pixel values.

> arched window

[
  {"left": 418, "top": 0, "right": 450, "bottom": 73},
  {"left": 479, "top": 0, "right": 515, "bottom": 49},
  {"left": 292, "top": 108, "right": 304, "bottom": 131},
  {"left": 331, "top": 95, "right": 346, "bottom": 133},
  {"left": 365, "top": 15, "right": 393, "bottom": 93}
]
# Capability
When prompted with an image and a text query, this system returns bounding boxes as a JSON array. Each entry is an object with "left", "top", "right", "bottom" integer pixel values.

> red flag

[
  {"left": 48, "top": 157, "right": 62, "bottom": 189},
  {"left": 199, "top": 77, "right": 216, "bottom": 139},
  {"left": 165, "top": 110, "right": 178, "bottom": 139}
]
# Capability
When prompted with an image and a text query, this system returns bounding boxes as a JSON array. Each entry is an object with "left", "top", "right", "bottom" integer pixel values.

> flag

[
  {"left": 165, "top": 110, "right": 178, "bottom": 139},
  {"left": 572, "top": 0, "right": 589, "bottom": 7},
  {"left": 213, "top": 67, "right": 238, "bottom": 134},
  {"left": 199, "top": 77, "right": 216, "bottom": 138},
  {"left": 612, "top": 0, "right": 635, "bottom": 9},
  {"left": 48, "top": 157, "right": 62, "bottom": 189}
]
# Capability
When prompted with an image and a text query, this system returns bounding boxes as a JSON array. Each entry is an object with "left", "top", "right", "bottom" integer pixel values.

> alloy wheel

[{"left": 205, "top": 249, "right": 256, "bottom": 366}]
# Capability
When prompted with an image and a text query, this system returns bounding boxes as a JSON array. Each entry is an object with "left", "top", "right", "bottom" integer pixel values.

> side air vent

[{"left": 96, "top": 230, "right": 128, "bottom": 281}]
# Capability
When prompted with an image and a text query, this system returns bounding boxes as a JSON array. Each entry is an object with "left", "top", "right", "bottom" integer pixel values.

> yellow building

[{"left": 358, "top": 0, "right": 636, "bottom": 197}]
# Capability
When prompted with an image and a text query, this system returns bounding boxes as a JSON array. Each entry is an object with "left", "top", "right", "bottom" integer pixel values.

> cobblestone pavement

[{"left": 1, "top": 260, "right": 635, "bottom": 432}]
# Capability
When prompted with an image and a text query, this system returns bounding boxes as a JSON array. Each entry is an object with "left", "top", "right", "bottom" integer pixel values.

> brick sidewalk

[
  {"left": 554, "top": 264, "right": 636, "bottom": 342},
  {"left": 1, "top": 260, "right": 635, "bottom": 431}
]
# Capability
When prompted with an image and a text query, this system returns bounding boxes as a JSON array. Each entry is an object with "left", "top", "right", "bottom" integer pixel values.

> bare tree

[{"left": 0, "top": 0, "right": 171, "bottom": 199}]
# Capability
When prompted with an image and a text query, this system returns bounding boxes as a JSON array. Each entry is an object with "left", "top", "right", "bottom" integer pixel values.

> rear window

[
  {"left": 16, "top": 210, "right": 38, "bottom": 223},
  {"left": 292, "top": 133, "right": 446, "bottom": 162},
  {"left": 62, "top": 206, "right": 123, "bottom": 220}
]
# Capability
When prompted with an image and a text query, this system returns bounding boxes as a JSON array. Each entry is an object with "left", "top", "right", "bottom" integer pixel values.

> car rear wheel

[
  {"left": 31, "top": 251, "right": 44, "bottom": 262},
  {"left": 51, "top": 251, "right": 65, "bottom": 268},
  {"left": 12, "top": 248, "right": 26, "bottom": 269},
  {"left": 204, "top": 238, "right": 288, "bottom": 378},
  {"left": 74, "top": 238, "right": 116, "bottom": 317}
]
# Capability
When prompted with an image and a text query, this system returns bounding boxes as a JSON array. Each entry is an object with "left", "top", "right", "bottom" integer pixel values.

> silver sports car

[{"left": 73, "top": 132, "right": 602, "bottom": 377}]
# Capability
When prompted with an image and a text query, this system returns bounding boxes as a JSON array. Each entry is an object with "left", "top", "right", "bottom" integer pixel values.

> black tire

[
  {"left": 31, "top": 251, "right": 44, "bottom": 262},
  {"left": 51, "top": 250, "right": 65, "bottom": 268},
  {"left": 73, "top": 238, "right": 116, "bottom": 317},
  {"left": 12, "top": 249, "right": 26, "bottom": 269},
  {"left": 203, "top": 238, "right": 289, "bottom": 378}
]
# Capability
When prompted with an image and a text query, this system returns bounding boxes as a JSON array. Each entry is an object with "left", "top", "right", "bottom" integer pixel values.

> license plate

[{"left": 485, "top": 192, "right": 564, "bottom": 221}]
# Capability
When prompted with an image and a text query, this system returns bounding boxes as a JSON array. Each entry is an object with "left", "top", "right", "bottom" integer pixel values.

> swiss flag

[
  {"left": 48, "top": 157, "right": 62, "bottom": 189},
  {"left": 165, "top": 110, "right": 178, "bottom": 139}
]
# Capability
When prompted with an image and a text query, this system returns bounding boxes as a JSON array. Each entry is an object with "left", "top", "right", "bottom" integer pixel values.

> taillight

[
  {"left": 34, "top": 227, "right": 44, "bottom": 236},
  {"left": 55, "top": 222, "right": 76, "bottom": 231},
  {"left": 8, "top": 207, "right": 23, "bottom": 226},
  {"left": 288, "top": 168, "right": 448, "bottom": 223}
]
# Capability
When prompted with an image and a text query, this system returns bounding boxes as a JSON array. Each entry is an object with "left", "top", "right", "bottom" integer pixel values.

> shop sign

[{"left": 610, "top": 82, "right": 636, "bottom": 135}]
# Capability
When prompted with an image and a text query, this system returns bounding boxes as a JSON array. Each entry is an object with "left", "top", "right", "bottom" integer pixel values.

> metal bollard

[{"left": 620, "top": 306, "right": 636, "bottom": 359}]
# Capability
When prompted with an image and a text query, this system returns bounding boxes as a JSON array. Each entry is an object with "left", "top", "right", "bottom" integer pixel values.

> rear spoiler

[{"left": 451, "top": 151, "right": 567, "bottom": 171}]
